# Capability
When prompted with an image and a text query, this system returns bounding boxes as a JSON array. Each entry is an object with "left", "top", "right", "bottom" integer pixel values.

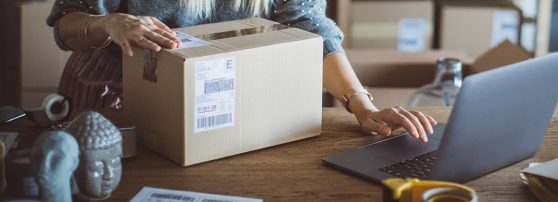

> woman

[{"left": 48, "top": 0, "right": 436, "bottom": 142}]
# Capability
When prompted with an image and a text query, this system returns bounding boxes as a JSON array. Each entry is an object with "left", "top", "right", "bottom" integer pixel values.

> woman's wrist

[
  {"left": 348, "top": 94, "right": 380, "bottom": 114},
  {"left": 86, "top": 15, "right": 111, "bottom": 48}
]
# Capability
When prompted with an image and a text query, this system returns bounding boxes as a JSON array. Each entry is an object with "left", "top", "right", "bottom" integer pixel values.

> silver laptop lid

[{"left": 430, "top": 53, "right": 558, "bottom": 182}]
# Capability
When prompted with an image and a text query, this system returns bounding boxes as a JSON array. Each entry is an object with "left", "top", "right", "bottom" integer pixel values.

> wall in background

[
  {"left": 20, "top": 0, "right": 71, "bottom": 108},
  {"left": 0, "top": 1, "right": 21, "bottom": 106},
  {"left": 0, "top": 1, "right": 70, "bottom": 108},
  {"left": 550, "top": 0, "right": 558, "bottom": 52}
]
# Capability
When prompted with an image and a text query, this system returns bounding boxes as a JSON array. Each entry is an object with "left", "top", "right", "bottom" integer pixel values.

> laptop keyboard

[{"left": 378, "top": 151, "right": 438, "bottom": 179}]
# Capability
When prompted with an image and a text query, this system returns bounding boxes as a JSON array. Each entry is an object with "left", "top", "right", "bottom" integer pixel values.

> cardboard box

[
  {"left": 467, "top": 40, "right": 531, "bottom": 75},
  {"left": 338, "top": 41, "right": 530, "bottom": 108},
  {"left": 346, "top": 49, "right": 471, "bottom": 87},
  {"left": 337, "top": 0, "right": 434, "bottom": 51},
  {"left": 123, "top": 18, "right": 323, "bottom": 166},
  {"left": 330, "top": 87, "right": 418, "bottom": 108},
  {"left": 346, "top": 40, "right": 529, "bottom": 88},
  {"left": 435, "top": 0, "right": 522, "bottom": 57}
]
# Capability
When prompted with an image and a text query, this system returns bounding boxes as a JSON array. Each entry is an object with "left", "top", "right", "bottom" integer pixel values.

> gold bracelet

[
  {"left": 77, "top": 15, "right": 88, "bottom": 46},
  {"left": 82, "top": 15, "right": 111, "bottom": 49},
  {"left": 342, "top": 88, "right": 374, "bottom": 113}
]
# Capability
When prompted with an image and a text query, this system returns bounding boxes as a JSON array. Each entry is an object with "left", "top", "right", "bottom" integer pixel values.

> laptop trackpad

[{"left": 362, "top": 134, "right": 441, "bottom": 162}]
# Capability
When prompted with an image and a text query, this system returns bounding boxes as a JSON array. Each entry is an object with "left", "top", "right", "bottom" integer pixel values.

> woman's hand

[
  {"left": 354, "top": 106, "right": 437, "bottom": 142},
  {"left": 93, "top": 13, "right": 181, "bottom": 57}
]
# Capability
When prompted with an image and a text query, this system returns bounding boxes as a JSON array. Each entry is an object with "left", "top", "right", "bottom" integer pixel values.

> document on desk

[
  {"left": 131, "top": 187, "right": 263, "bottom": 202},
  {"left": 520, "top": 158, "right": 558, "bottom": 202}
]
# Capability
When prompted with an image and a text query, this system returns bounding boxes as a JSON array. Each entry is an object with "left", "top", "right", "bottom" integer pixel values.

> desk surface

[{"left": 3, "top": 107, "right": 557, "bottom": 201}]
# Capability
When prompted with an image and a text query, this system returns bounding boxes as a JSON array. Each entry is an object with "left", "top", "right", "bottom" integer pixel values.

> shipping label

[
  {"left": 398, "top": 18, "right": 427, "bottom": 52},
  {"left": 491, "top": 10, "right": 519, "bottom": 46},
  {"left": 175, "top": 31, "right": 212, "bottom": 49},
  {"left": 194, "top": 57, "right": 236, "bottom": 133}
]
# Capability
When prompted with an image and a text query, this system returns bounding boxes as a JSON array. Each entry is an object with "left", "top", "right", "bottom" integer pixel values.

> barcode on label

[
  {"left": 197, "top": 113, "right": 232, "bottom": 129},
  {"left": 150, "top": 193, "right": 195, "bottom": 201},
  {"left": 205, "top": 79, "right": 234, "bottom": 94}
]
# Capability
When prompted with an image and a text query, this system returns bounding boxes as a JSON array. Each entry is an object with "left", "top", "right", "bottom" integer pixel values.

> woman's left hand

[{"left": 354, "top": 106, "right": 438, "bottom": 142}]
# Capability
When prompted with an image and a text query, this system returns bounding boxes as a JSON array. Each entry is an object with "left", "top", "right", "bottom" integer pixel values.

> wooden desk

[{"left": 2, "top": 107, "right": 557, "bottom": 201}]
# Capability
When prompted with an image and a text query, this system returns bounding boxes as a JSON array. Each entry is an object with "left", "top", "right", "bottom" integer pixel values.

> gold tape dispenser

[{"left": 382, "top": 178, "right": 478, "bottom": 202}]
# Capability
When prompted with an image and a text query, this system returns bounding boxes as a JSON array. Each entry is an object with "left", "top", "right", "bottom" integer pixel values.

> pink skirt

[{"left": 58, "top": 48, "right": 122, "bottom": 110}]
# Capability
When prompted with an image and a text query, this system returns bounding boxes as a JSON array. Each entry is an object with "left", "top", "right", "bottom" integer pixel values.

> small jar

[{"left": 408, "top": 58, "right": 463, "bottom": 107}]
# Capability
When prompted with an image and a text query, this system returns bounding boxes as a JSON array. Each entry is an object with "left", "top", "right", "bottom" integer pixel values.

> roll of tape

[
  {"left": 42, "top": 93, "right": 70, "bottom": 123},
  {"left": 422, "top": 187, "right": 478, "bottom": 202},
  {"left": 118, "top": 125, "right": 137, "bottom": 158},
  {"left": 382, "top": 178, "right": 477, "bottom": 202},
  {"left": 28, "top": 93, "right": 72, "bottom": 127}
]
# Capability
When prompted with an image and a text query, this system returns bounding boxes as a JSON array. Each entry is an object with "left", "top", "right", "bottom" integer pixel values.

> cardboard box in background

[
  {"left": 338, "top": 41, "right": 531, "bottom": 108},
  {"left": 123, "top": 18, "right": 323, "bottom": 166},
  {"left": 346, "top": 49, "right": 471, "bottom": 87},
  {"left": 467, "top": 40, "right": 531, "bottom": 75},
  {"left": 366, "top": 88, "right": 418, "bottom": 108},
  {"left": 435, "top": 0, "right": 522, "bottom": 58},
  {"left": 327, "top": 49, "right": 469, "bottom": 108},
  {"left": 338, "top": 0, "right": 434, "bottom": 51}
]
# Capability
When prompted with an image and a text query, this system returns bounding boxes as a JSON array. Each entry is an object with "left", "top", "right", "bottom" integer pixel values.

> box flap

[
  {"left": 166, "top": 18, "right": 321, "bottom": 59},
  {"left": 468, "top": 40, "right": 531, "bottom": 75}
]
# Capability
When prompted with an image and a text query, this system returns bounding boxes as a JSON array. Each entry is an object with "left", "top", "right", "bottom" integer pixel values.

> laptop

[{"left": 323, "top": 53, "right": 558, "bottom": 183}]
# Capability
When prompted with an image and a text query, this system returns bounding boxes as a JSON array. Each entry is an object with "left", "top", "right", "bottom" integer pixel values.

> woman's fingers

[
  {"left": 359, "top": 106, "right": 437, "bottom": 143},
  {"left": 119, "top": 37, "right": 134, "bottom": 57},
  {"left": 410, "top": 111, "right": 434, "bottom": 142},
  {"left": 425, "top": 114, "right": 438, "bottom": 125},
  {"left": 106, "top": 14, "right": 183, "bottom": 56},
  {"left": 361, "top": 118, "right": 392, "bottom": 136},
  {"left": 142, "top": 29, "right": 175, "bottom": 48},
  {"left": 141, "top": 16, "right": 179, "bottom": 48},
  {"left": 385, "top": 108, "right": 419, "bottom": 139},
  {"left": 151, "top": 17, "right": 175, "bottom": 36},
  {"left": 411, "top": 111, "right": 434, "bottom": 134},
  {"left": 396, "top": 107, "right": 428, "bottom": 142},
  {"left": 135, "top": 36, "right": 161, "bottom": 51}
]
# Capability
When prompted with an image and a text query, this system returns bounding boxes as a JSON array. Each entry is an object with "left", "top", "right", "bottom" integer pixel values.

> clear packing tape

[
  {"left": 520, "top": 158, "right": 558, "bottom": 201},
  {"left": 382, "top": 178, "right": 477, "bottom": 202}
]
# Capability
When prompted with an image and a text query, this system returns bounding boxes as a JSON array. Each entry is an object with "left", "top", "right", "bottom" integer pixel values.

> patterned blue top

[{"left": 47, "top": 0, "right": 345, "bottom": 57}]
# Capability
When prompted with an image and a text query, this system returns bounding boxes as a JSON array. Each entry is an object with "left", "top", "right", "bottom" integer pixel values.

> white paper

[
  {"left": 398, "top": 18, "right": 427, "bottom": 52},
  {"left": 491, "top": 10, "right": 519, "bottom": 46},
  {"left": 194, "top": 57, "right": 236, "bottom": 133},
  {"left": 522, "top": 158, "right": 558, "bottom": 181},
  {"left": 0, "top": 132, "right": 18, "bottom": 150},
  {"left": 131, "top": 187, "right": 262, "bottom": 202},
  {"left": 176, "top": 31, "right": 212, "bottom": 49}
]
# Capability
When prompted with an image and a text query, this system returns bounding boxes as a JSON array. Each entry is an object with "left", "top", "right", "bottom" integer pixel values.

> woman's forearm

[
  {"left": 323, "top": 53, "right": 379, "bottom": 113},
  {"left": 57, "top": 12, "right": 179, "bottom": 56},
  {"left": 57, "top": 12, "right": 110, "bottom": 51}
]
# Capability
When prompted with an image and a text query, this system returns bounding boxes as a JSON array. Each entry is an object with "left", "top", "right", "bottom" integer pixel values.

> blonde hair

[{"left": 182, "top": 0, "right": 274, "bottom": 19}]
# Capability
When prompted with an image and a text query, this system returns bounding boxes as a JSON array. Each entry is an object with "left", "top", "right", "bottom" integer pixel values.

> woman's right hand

[{"left": 93, "top": 13, "right": 181, "bottom": 57}]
